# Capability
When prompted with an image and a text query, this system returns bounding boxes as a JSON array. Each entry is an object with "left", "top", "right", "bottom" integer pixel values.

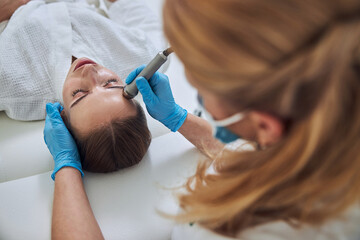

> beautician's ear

[{"left": 249, "top": 111, "right": 284, "bottom": 147}]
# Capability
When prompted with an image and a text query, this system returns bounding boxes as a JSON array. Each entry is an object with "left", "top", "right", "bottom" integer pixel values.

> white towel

[{"left": 0, "top": 0, "right": 167, "bottom": 121}]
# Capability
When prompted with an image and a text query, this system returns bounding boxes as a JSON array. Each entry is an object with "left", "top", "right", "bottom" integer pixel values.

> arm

[
  {"left": 0, "top": 0, "right": 29, "bottom": 23},
  {"left": 178, "top": 113, "right": 224, "bottom": 157},
  {"left": 52, "top": 168, "right": 104, "bottom": 240},
  {"left": 44, "top": 103, "right": 104, "bottom": 240}
]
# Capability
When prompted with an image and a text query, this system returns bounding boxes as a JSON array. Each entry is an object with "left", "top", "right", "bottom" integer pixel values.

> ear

[
  {"left": 249, "top": 111, "right": 284, "bottom": 147},
  {"left": 60, "top": 109, "right": 66, "bottom": 121},
  {"left": 60, "top": 109, "right": 70, "bottom": 129}
]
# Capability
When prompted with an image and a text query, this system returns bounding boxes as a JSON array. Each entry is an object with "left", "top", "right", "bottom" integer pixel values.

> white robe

[{"left": 0, "top": 0, "right": 167, "bottom": 121}]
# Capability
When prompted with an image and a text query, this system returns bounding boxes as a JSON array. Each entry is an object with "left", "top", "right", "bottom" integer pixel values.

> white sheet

[
  {"left": 0, "top": 0, "right": 167, "bottom": 121},
  {"left": 0, "top": 132, "right": 201, "bottom": 240}
]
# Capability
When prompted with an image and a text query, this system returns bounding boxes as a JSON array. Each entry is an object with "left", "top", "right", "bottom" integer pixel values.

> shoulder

[{"left": 2, "top": 1, "right": 69, "bottom": 34}]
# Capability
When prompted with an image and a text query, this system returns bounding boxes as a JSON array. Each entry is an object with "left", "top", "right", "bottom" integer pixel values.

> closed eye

[
  {"left": 104, "top": 79, "right": 119, "bottom": 87},
  {"left": 104, "top": 79, "right": 125, "bottom": 89},
  {"left": 72, "top": 89, "right": 87, "bottom": 97},
  {"left": 70, "top": 85, "right": 124, "bottom": 109},
  {"left": 72, "top": 79, "right": 119, "bottom": 96},
  {"left": 108, "top": 86, "right": 125, "bottom": 89}
]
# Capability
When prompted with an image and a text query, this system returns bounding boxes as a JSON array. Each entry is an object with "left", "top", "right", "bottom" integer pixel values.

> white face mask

[{"left": 197, "top": 94, "right": 245, "bottom": 143}]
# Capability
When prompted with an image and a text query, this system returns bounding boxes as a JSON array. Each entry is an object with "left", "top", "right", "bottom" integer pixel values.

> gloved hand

[
  {"left": 43, "top": 102, "right": 84, "bottom": 180},
  {"left": 126, "top": 65, "right": 188, "bottom": 132}
]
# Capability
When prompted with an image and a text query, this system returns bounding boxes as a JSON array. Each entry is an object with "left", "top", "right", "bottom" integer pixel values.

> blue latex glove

[
  {"left": 43, "top": 102, "right": 84, "bottom": 180},
  {"left": 126, "top": 65, "right": 188, "bottom": 132}
]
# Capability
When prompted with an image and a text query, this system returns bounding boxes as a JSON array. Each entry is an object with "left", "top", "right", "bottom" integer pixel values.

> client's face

[{"left": 62, "top": 58, "right": 137, "bottom": 136}]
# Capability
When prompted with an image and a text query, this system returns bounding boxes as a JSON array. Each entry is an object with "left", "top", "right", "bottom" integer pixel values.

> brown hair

[
  {"left": 164, "top": 0, "right": 360, "bottom": 236},
  {"left": 74, "top": 102, "right": 151, "bottom": 173}
]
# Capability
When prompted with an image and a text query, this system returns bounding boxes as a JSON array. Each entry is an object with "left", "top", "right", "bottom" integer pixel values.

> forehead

[{"left": 69, "top": 90, "right": 137, "bottom": 136}]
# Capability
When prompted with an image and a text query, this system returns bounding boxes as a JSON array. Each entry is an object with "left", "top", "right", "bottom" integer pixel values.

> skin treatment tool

[{"left": 123, "top": 47, "right": 174, "bottom": 99}]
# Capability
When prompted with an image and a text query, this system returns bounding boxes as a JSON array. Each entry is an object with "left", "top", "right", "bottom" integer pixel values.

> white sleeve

[
  {"left": 0, "top": 20, "right": 8, "bottom": 34},
  {"left": 0, "top": 1, "right": 71, "bottom": 121},
  {"left": 106, "top": 0, "right": 167, "bottom": 51}
]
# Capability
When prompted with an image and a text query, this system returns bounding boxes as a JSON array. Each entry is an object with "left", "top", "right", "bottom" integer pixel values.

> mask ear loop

[
  {"left": 199, "top": 103, "right": 245, "bottom": 127},
  {"left": 196, "top": 93, "right": 246, "bottom": 126},
  {"left": 212, "top": 112, "right": 245, "bottom": 127}
]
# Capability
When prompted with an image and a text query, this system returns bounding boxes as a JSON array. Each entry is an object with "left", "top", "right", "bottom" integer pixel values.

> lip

[{"left": 73, "top": 58, "right": 96, "bottom": 72}]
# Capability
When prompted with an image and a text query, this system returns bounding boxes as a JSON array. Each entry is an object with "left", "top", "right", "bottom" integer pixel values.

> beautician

[{"left": 44, "top": 0, "right": 360, "bottom": 239}]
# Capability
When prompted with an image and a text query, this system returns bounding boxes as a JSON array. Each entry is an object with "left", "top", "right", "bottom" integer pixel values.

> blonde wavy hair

[{"left": 163, "top": 0, "right": 360, "bottom": 236}]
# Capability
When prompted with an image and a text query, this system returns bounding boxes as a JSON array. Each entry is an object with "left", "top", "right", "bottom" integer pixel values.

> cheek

[
  {"left": 202, "top": 94, "right": 230, "bottom": 119},
  {"left": 210, "top": 103, "right": 229, "bottom": 120}
]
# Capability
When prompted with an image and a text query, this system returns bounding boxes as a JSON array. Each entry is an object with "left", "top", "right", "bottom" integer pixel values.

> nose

[{"left": 81, "top": 64, "right": 100, "bottom": 85}]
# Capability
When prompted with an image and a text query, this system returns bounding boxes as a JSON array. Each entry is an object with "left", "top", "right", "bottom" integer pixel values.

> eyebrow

[{"left": 70, "top": 86, "right": 124, "bottom": 109}]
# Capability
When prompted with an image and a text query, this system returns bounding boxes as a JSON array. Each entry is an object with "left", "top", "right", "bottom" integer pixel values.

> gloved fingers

[
  {"left": 149, "top": 72, "right": 174, "bottom": 100},
  {"left": 125, "top": 65, "right": 146, "bottom": 84},
  {"left": 46, "top": 103, "right": 62, "bottom": 118},
  {"left": 148, "top": 71, "right": 168, "bottom": 89},
  {"left": 147, "top": 71, "right": 160, "bottom": 88},
  {"left": 44, "top": 104, "right": 58, "bottom": 144},
  {"left": 44, "top": 115, "right": 51, "bottom": 145},
  {"left": 52, "top": 102, "right": 64, "bottom": 112},
  {"left": 45, "top": 103, "right": 67, "bottom": 129},
  {"left": 136, "top": 77, "right": 157, "bottom": 105}
]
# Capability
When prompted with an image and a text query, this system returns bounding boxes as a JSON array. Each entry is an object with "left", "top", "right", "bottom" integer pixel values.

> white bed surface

[{"left": 0, "top": 132, "right": 201, "bottom": 240}]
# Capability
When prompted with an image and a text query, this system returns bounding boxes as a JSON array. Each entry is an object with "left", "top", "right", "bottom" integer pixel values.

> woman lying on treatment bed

[{"left": 0, "top": 0, "right": 166, "bottom": 175}]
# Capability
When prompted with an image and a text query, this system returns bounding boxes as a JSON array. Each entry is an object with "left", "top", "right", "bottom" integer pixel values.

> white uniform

[{"left": 0, "top": 0, "right": 166, "bottom": 121}]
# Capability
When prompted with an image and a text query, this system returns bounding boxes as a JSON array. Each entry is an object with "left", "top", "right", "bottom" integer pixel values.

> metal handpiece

[{"left": 123, "top": 48, "right": 173, "bottom": 99}]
